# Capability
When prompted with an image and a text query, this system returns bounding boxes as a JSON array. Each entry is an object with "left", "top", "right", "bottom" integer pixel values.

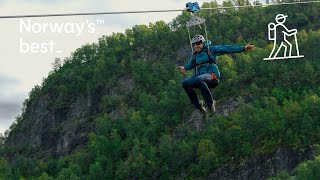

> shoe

[
  {"left": 208, "top": 100, "right": 216, "bottom": 117},
  {"left": 199, "top": 100, "right": 207, "bottom": 117}
]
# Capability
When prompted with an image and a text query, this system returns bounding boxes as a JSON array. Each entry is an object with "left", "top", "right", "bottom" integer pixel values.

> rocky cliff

[
  {"left": 5, "top": 90, "right": 99, "bottom": 159},
  {"left": 208, "top": 146, "right": 315, "bottom": 180},
  {"left": 4, "top": 75, "right": 134, "bottom": 159}
]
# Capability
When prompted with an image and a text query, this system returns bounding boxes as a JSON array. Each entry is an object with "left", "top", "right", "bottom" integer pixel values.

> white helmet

[{"left": 191, "top": 34, "right": 205, "bottom": 44}]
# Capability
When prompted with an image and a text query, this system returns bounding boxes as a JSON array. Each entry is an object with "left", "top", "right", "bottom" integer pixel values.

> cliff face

[
  {"left": 208, "top": 146, "right": 315, "bottom": 180},
  {"left": 187, "top": 96, "right": 253, "bottom": 131},
  {"left": 5, "top": 75, "right": 134, "bottom": 159},
  {"left": 5, "top": 89, "right": 100, "bottom": 159}
]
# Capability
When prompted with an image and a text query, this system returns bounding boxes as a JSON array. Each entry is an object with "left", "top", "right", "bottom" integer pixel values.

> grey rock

[
  {"left": 5, "top": 75, "right": 135, "bottom": 159},
  {"left": 187, "top": 96, "right": 252, "bottom": 131},
  {"left": 208, "top": 146, "right": 315, "bottom": 180}
]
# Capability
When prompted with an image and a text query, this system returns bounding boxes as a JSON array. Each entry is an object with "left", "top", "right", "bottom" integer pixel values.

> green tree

[
  {"left": 37, "top": 172, "right": 54, "bottom": 180},
  {"left": 0, "top": 157, "right": 12, "bottom": 179},
  {"left": 56, "top": 164, "right": 81, "bottom": 180},
  {"left": 197, "top": 139, "right": 218, "bottom": 174},
  {"left": 88, "top": 162, "right": 106, "bottom": 180}
]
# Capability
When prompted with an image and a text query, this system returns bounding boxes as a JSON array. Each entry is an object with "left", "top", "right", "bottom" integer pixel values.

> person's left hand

[
  {"left": 245, "top": 43, "right": 256, "bottom": 51},
  {"left": 179, "top": 66, "right": 186, "bottom": 73}
]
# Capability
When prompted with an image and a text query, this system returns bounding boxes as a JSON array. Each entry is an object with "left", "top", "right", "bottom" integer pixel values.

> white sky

[{"left": 0, "top": 0, "right": 220, "bottom": 134}]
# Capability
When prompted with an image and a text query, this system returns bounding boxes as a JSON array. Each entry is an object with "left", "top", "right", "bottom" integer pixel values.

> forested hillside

[{"left": 1, "top": 0, "right": 320, "bottom": 179}]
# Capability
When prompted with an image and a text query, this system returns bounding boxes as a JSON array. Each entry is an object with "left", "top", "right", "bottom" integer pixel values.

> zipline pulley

[{"left": 186, "top": 2, "right": 201, "bottom": 13}]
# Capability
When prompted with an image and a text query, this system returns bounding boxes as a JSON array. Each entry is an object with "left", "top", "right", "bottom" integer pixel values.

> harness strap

[
  {"left": 193, "top": 48, "right": 217, "bottom": 76},
  {"left": 193, "top": 48, "right": 216, "bottom": 67}
]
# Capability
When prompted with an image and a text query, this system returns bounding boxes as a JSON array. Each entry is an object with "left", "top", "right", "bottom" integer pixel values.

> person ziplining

[
  {"left": 179, "top": 35, "right": 255, "bottom": 117},
  {"left": 179, "top": 2, "right": 256, "bottom": 118}
]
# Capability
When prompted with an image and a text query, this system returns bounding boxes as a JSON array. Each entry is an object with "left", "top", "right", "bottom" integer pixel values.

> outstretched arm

[
  {"left": 211, "top": 44, "right": 255, "bottom": 55},
  {"left": 211, "top": 45, "right": 245, "bottom": 55}
]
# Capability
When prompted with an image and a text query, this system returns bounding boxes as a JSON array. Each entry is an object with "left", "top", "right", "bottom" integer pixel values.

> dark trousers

[{"left": 182, "top": 73, "right": 219, "bottom": 109}]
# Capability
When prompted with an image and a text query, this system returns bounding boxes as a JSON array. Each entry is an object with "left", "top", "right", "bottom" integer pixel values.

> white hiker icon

[{"left": 264, "top": 14, "right": 304, "bottom": 60}]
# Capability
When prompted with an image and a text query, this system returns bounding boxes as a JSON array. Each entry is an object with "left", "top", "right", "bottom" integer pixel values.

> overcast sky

[{"left": 0, "top": 0, "right": 226, "bottom": 134}]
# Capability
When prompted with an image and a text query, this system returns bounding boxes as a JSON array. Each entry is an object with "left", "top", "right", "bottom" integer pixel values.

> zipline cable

[
  {"left": 0, "top": 1, "right": 319, "bottom": 19},
  {"left": 0, "top": 9, "right": 184, "bottom": 19},
  {"left": 202, "top": 0, "right": 320, "bottom": 10}
]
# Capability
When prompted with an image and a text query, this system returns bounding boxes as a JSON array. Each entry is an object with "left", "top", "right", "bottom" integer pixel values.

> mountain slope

[{"left": 1, "top": 1, "right": 320, "bottom": 179}]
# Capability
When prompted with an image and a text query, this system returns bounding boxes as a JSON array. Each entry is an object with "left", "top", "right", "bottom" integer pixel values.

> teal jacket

[{"left": 184, "top": 45, "right": 246, "bottom": 78}]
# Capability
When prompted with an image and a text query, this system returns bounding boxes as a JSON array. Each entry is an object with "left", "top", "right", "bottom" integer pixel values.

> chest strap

[{"left": 193, "top": 48, "right": 216, "bottom": 67}]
